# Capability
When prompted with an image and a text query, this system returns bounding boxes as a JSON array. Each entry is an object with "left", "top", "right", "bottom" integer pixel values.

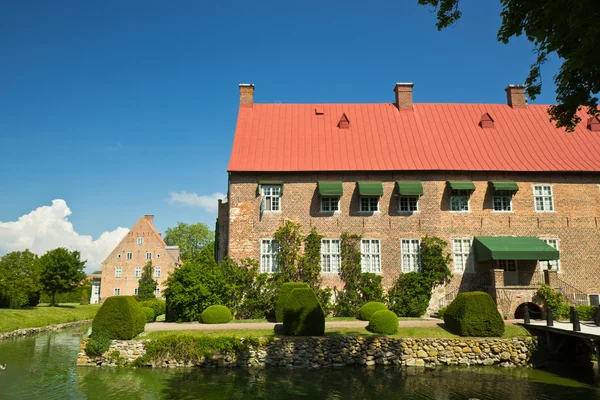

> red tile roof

[{"left": 228, "top": 103, "right": 600, "bottom": 172}]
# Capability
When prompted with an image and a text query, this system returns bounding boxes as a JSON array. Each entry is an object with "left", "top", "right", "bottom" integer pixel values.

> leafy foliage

[
  {"left": 444, "top": 291, "right": 505, "bottom": 337},
  {"left": 138, "top": 299, "right": 166, "bottom": 317},
  {"left": 275, "top": 282, "right": 310, "bottom": 322},
  {"left": 92, "top": 296, "right": 146, "bottom": 339},
  {"left": 136, "top": 261, "right": 157, "bottom": 301},
  {"left": 366, "top": 310, "right": 399, "bottom": 335},
  {"left": 85, "top": 332, "right": 111, "bottom": 357},
  {"left": 418, "top": 0, "right": 600, "bottom": 131},
  {"left": 299, "top": 227, "right": 324, "bottom": 290},
  {"left": 0, "top": 250, "right": 42, "bottom": 309},
  {"left": 575, "top": 305, "right": 596, "bottom": 321},
  {"left": 358, "top": 302, "right": 388, "bottom": 321},
  {"left": 283, "top": 288, "right": 325, "bottom": 336},
  {"left": 141, "top": 306, "right": 156, "bottom": 323},
  {"left": 80, "top": 287, "right": 90, "bottom": 305},
  {"left": 273, "top": 220, "right": 303, "bottom": 282},
  {"left": 237, "top": 270, "right": 280, "bottom": 320},
  {"left": 39, "top": 284, "right": 92, "bottom": 304},
  {"left": 534, "top": 284, "right": 566, "bottom": 316},
  {"left": 199, "top": 305, "right": 233, "bottom": 324},
  {"left": 164, "top": 222, "right": 214, "bottom": 262},
  {"left": 39, "top": 248, "right": 87, "bottom": 306}
]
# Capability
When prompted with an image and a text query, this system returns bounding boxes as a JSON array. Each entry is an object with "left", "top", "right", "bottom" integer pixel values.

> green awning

[
  {"left": 491, "top": 181, "right": 519, "bottom": 192},
  {"left": 396, "top": 181, "right": 423, "bottom": 196},
  {"left": 318, "top": 181, "right": 343, "bottom": 196},
  {"left": 474, "top": 236, "right": 560, "bottom": 261},
  {"left": 357, "top": 181, "right": 383, "bottom": 196},
  {"left": 448, "top": 181, "right": 476, "bottom": 191}
]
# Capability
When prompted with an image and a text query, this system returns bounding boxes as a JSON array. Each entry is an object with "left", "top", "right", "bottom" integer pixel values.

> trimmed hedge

[
  {"left": 138, "top": 299, "right": 166, "bottom": 317},
  {"left": 444, "top": 291, "right": 504, "bottom": 337},
  {"left": 92, "top": 296, "right": 147, "bottom": 339},
  {"left": 575, "top": 305, "right": 596, "bottom": 321},
  {"left": 142, "top": 306, "right": 156, "bottom": 323},
  {"left": 276, "top": 282, "right": 310, "bottom": 322},
  {"left": 358, "top": 302, "right": 388, "bottom": 321},
  {"left": 366, "top": 310, "right": 399, "bottom": 335},
  {"left": 283, "top": 288, "right": 325, "bottom": 336},
  {"left": 199, "top": 305, "right": 233, "bottom": 324},
  {"left": 40, "top": 285, "right": 92, "bottom": 304}
]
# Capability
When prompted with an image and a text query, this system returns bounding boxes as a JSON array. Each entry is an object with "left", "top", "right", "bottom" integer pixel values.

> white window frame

[
  {"left": 401, "top": 239, "right": 421, "bottom": 272},
  {"left": 540, "top": 238, "right": 560, "bottom": 271},
  {"left": 261, "top": 185, "right": 281, "bottom": 212},
  {"left": 137, "top": 237, "right": 143, "bottom": 245},
  {"left": 115, "top": 267, "right": 122, "bottom": 278},
  {"left": 134, "top": 288, "right": 139, "bottom": 296},
  {"left": 146, "top": 252, "right": 152, "bottom": 260},
  {"left": 360, "top": 197, "right": 379, "bottom": 213},
  {"left": 452, "top": 238, "right": 474, "bottom": 273},
  {"left": 320, "top": 197, "right": 340, "bottom": 212},
  {"left": 492, "top": 190, "right": 513, "bottom": 212},
  {"left": 399, "top": 196, "right": 419, "bottom": 213},
  {"left": 114, "top": 288, "right": 120, "bottom": 296},
  {"left": 126, "top": 252, "right": 133, "bottom": 260},
  {"left": 533, "top": 185, "right": 555, "bottom": 212},
  {"left": 135, "top": 266, "right": 142, "bottom": 278},
  {"left": 450, "top": 190, "right": 471, "bottom": 212},
  {"left": 154, "top": 266, "right": 161, "bottom": 278},
  {"left": 260, "top": 239, "right": 280, "bottom": 273},
  {"left": 321, "top": 239, "right": 341, "bottom": 273},
  {"left": 361, "top": 239, "right": 381, "bottom": 273}
]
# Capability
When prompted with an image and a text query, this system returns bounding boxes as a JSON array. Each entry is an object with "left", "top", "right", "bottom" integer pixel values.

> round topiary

[
  {"left": 358, "top": 302, "right": 388, "bottom": 321},
  {"left": 443, "top": 291, "right": 504, "bottom": 337},
  {"left": 141, "top": 306, "right": 156, "bottom": 323},
  {"left": 366, "top": 310, "right": 399, "bottom": 335},
  {"left": 92, "top": 296, "right": 146, "bottom": 339},
  {"left": 276, "top": 282, "right": 310, "bottom": 322},
  {"left": 283, "top": 288, "right": 325, "bottom": 336},
  {"left": 199, "top": 305, "right": 233, "bottom": 324},
  {"left": 138, "top": 299, "right": 166, "bottom": 317}
]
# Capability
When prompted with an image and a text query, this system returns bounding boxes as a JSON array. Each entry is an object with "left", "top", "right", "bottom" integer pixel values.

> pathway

[{"left": 524, "top": 319, "right": 600, "bottom": 340}]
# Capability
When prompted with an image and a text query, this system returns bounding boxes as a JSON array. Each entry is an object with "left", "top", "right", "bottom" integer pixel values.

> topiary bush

[
  {"left": 141, "top": 306, "right": 156, "bottom": 323},
  {"left": 199, "top": 305, "right": 233, "bottom": 324},
  {"left": 138, "top": 299, "right": 166, "bottom": 317},
  {"left": 366, "top": 310, "right": 399, "bottom": 335},
  {"left": 358, "top": 301, "right": 388, "bottom": 321},
  {"left": 275, "top": 282, "right": 309, "bottom": 322},
  {"left": 85, "top": 332, "right": 111, "bottom": 357},
  {"left": 283, "top": 288, "right": 325, "bottom": 336},
  {"left": 443, "top": 291, "right": 504, "bottom": 337},
  {"left": 92, "top": 296, "right": 146, "bottom": 339}
]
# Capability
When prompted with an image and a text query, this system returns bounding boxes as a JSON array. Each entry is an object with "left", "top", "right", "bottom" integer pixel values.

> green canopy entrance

[{"left": 474, "top": 236, "right": 559, "bottom": 261}]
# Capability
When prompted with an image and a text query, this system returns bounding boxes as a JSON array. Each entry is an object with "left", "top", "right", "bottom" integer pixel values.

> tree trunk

[{"left": 51, "top": 292, "right": 56, "bottom": 307}]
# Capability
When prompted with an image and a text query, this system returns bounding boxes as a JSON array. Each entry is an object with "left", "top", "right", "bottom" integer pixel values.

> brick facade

[{"left": 99, "top": 215, "right": 180, "bottom": 301}]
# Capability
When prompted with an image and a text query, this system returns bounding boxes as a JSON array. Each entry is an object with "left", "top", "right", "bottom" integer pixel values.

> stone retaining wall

[
  {"left": 0, "top": 320, "right": 91, "bottom": 341},
  {"left": 78, "top": 336, "right": 537, "bottom": 369}
]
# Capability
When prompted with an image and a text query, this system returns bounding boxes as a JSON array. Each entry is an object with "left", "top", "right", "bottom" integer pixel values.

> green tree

[
  {"left": 418, "top": 0, "right": 600, "bottom": 131},
  {"left": 0, "top": 250, "right": 42, "bottom": 309},
  {"left": 272, "top": 220, "right": 303, "bottom": 282},
  {"left": 164, "top": 222, "right": 214, "bottom": 261},
  {"left": 299, "top": 227, "right": 323, "bottom": 290},
  {"left": 137, "top": 261, "right": 157, "bottom": 301},
  {"left": 39, "top": 248, "right": 86, "bottom": 306}
]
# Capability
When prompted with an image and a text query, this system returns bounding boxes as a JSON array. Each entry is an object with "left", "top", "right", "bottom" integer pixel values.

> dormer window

[
  {"left": 338, "top": 113, "right": 350, "bottom": 129},
  {"left": 259, "top": 181, "right": 283, "bottom": 212},
  {"left": 479, "top": 113, "right": 494, "bottom": 129},
  {"left": 588, "top": 116, "right": 600, "bottom": 131}
]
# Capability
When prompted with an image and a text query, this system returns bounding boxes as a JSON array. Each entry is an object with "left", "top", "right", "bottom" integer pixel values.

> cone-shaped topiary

[
  {"left": 358, "top": 301, "right": 388, "bottom": 321},
  {"left": 92, "top": 296, "right": 146, "bottom": 339},
  {"left": 366, "top": 310, "right": 399, "bottom": 334},
  {"left": 443, "top": 291, "right": 504, "bottom": 337},
  {"left": 283, "top": 288, "right": 325, "bottom": 336},
  {"left": 275, "top": 282, "right": 310, "bottom": 322},
  {"left": 199, "top": 305, "right": 233, "bottom": 324}
]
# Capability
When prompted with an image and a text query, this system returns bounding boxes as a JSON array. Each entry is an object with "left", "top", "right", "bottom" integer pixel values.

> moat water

[{"left": 1, "top": 328, "right": 600, "bottom": 399}]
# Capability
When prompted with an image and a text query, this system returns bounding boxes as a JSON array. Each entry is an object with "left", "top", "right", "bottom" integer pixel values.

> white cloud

[
  {"left": 0, "top": 200, "right": 128, "bottom": 273},
  {"left": 167, "top": 191, "right": 225, "bottom": 212}
]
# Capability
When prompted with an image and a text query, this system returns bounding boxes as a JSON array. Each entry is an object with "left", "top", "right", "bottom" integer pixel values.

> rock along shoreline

[{"left": 0, "top": 320, "right": 92, "bottom": 341}]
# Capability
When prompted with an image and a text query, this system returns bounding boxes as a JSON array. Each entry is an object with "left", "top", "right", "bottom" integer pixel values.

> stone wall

[
  {"left": 0, "top": 320, "right": 91, "bottom": 341},
  {"left": 78, "top": 336, "right": 537, "bottom": 369}
]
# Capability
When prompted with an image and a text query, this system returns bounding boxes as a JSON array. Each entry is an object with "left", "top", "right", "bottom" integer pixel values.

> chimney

[
  {"left": 144, "top": 214, "right": 154, "bottom": 225},
  {"left": 239, "top": 84, "right": 254, "bottom": 107},
  {"left": 394, "top": 83, "right": 414, "bottom": 110},
  {"left": 505, "top": 85, "right": 526, "bottom": 107}
]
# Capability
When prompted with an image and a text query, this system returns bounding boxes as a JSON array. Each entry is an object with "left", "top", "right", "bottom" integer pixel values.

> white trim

[
  {"left": 135, "top": 266, "right": 142, "bottom": 278},
  {"left": 361, "top": 238, "right": 381, "bottom": 273},
  {"left": 260, "top": 238, "right": 280, "bottom": 273},
  {"left": 449, "top": 189, "right": 471, "bottom": 212},
  {"left": 359, "top": 196, "right": 380, "bottom": 213},
  {"left": 452, "top": 238, "right": 474, "bottom": 274},
  {"left": 400, "top": 238, "right": 421, "bottom": 273},
  {"left": 492, "top": 190, "right": 513, "bottom": 212},
  {"left": 146, "top": 252, "right": 152, "bottom": 260},
  {"left": 115, "top": 266, "right": 122, "bottom": 278},
  {"left": 114, "top": 288, "right": 120, "bottom": 296},
  {"left": 154, "top": 266, "right": 161, "bottom": 278},
  {"left": 126, "top": 252, "right": 133, "bottom": 260},
  {"left": 261, "top": 185, "right": 282, "bottom": 212},
  {"left": 532, "top": 184, "right": 555, "bottom": 212},
  {"left": 321, "top": 238, "right": 341, "bottom": 273},
  {"left": 539, "top": 238, "right": 560, "bottom": 272},
  {"left": 320, "top": 197, "right": 341, "bottom": 213},
  {"left": 398, "top": 196, "right": 419, "bottom": 213},
  {"left": 137, "top": 237, "right": 144, "bottom": 245}
]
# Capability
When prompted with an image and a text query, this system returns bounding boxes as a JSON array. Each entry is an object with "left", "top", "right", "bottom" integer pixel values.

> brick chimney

[
  {"left": 394, "top": 83, "right": 414, "bottom": 110},
  {"left": 239, "top": 84, "right": 254, "bottom": 107},
  {"left": 144, "top": 214, "right": 154, "bottom": 225},
  {"left": 505, "top": 85, "right": 526, "bottom": 107}
]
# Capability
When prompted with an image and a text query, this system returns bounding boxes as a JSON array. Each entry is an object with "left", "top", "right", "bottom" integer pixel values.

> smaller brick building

[{"left": 99, "top": 215, "right": 180, "bottom": 301}]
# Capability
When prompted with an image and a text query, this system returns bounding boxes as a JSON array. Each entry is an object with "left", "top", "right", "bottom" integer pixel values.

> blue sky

[{"left": 0, "top": 1, "right": 560, "bottom": 268}]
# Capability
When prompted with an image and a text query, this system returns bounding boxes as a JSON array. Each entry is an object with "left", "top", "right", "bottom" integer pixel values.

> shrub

[
  {"left": 275, "top": 282, "right": 309, "bottom": 322},
  {"left": 80, "top": 287, "right": 90, "bottom": 305},
  {"left": 437, "top": 307, "right": 447, "bottom": 319},
  {"left": 40, "top": 284, "right": 92, "bottom": 304},
  {"left": 534, "top": 284, "right": 566, "bottom": 316},
  {"left": 92, "top": 296, "right": 146, "bottom": 339},
  {"left": 575, "top": 305, "right": 596, "bottom": 321},
  {"left": 283, "top": 288, "right": 325, "bottom": 336},
  {"left": 367, "top": 310, "right": 399, "bottom": 335},
  {"left": 444, "top": 291, "right": 504, "bottom": 337},
  {"left": 142, "top": 306, "right": 156, "bottom": 323},
  {"left": 138, "top": 299, "right": 166, "bottom": 317},
  {"left": 199, "top": 305, "right": 233, "bottom": 324},
  {"left": 85, "top": 332, "right": 111, "bottom": 357},
  {"left": 358, "top": 302, "right": 388, "bottom": 321},
  {"left": 388, "top": 272, "right": 432, "bottom": 317}
]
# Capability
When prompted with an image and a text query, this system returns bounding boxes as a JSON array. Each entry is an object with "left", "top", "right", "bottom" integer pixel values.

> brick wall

[{"left": 226, "top": 171, "right": 600, "bottom": 295}]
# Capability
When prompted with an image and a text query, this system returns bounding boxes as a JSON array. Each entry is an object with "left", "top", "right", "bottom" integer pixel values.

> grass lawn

[
  {"left": 0, "top": 303, "right": 102, "bottom": 333},
  {"left": 231, "top": 317, "right": 425, "bottom": 323},
  {"left": 141, "top": 324, "right": 530, "bottom": 340}
]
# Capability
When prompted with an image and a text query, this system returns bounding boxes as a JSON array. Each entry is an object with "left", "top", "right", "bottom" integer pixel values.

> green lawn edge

[{"left": 0, "top": 303, "right": 101, "bottom": 333}]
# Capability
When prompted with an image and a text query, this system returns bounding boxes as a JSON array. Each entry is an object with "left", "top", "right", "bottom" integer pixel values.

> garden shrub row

[
  {"left": 199, "top": 305, "right": 233, "bottom": 324},
  {"left": 92, "top": 296, "right": 146, "bottom": 339},
  {"left": 444, "top": 291, "right": 504, "bottom": 337},
  {"left": 40, "top": 285, "right": 92, "bottom": 304},
  {"left": 141, "top": 306, "right": 156, "bottom": 323},
  {"left": 138, "top": 299, "right": 166, "bottom": 318}
]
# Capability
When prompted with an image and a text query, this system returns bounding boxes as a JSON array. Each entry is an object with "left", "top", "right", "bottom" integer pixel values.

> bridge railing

[{"left": 557, "top": 278, "right": 589, "bottom": 306}]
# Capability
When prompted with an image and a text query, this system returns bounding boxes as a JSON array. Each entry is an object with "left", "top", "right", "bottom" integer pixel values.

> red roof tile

[{"left": 228, "top": 103, "right": 600, "bottom": 172}]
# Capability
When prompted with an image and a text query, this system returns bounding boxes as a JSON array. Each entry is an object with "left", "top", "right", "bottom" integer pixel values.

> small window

[
  {"left": 399, "top": 196, "right": 418, "bottom": 212},
  {"left": 534, "top": 185, "right": 554, "bottom": 212},
  {"left": 361, "top": 239, "right": 381, "bottom": 273},
  {"left": 126, "top": 252, "right": 132, "bottom": 260},
  {"left": 320, "top": 197, "right": 340, "bottom": 212},
  {"left": 135, "top": 266, "right": 142, "bottom": 278},
  {"left": 115, "top": 267, "right": 122, "bottom": 278},
  {"left": 401, "top": 239, "right": 421, "bottom": 272},
  {"left": 117, "top": 254, "right": 121, "bottom": 259},
  {"left": 134, "top": 288, "right": 139, "bottom": 296},
  {"left": 590, "top": 294, "right": 599, "bottom": 306},
  {"left": 540, "top": 239, "right": 560, "bottom": 271},
  {"left": 137, "top": 237, "right": 143, "bottom": 245},
  {"left": 154, "top": 266, "right": 161, "bottom": 278},
  {"left": 156, "top": 254, "right": 160, "bottom": 258},
  {"left": 146, "top": 252, "right": 152, "bottom": 260},
  {"left": 453, "top": 239, "right": 474, "bottom": 273},
  {"left": 321, "top": 239, "right": 341, "bottom": 273},
  {"left": 493, "top": 190, "right": 513, "bottom": 212},
  {"left": 450, "top": 190, "right": 470, "bottom": 212},
  {"left": 114, "top": 288, "right": 120, "bottom": 296},
  {"left": 360, "top": 197, "right": 379, "bottom": 212},
  {"left": 260, "top": 239, "right": 279, "bottom": 273},
  {"left": 262, "top": 185, "right": 281, "bottom": 212}
]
